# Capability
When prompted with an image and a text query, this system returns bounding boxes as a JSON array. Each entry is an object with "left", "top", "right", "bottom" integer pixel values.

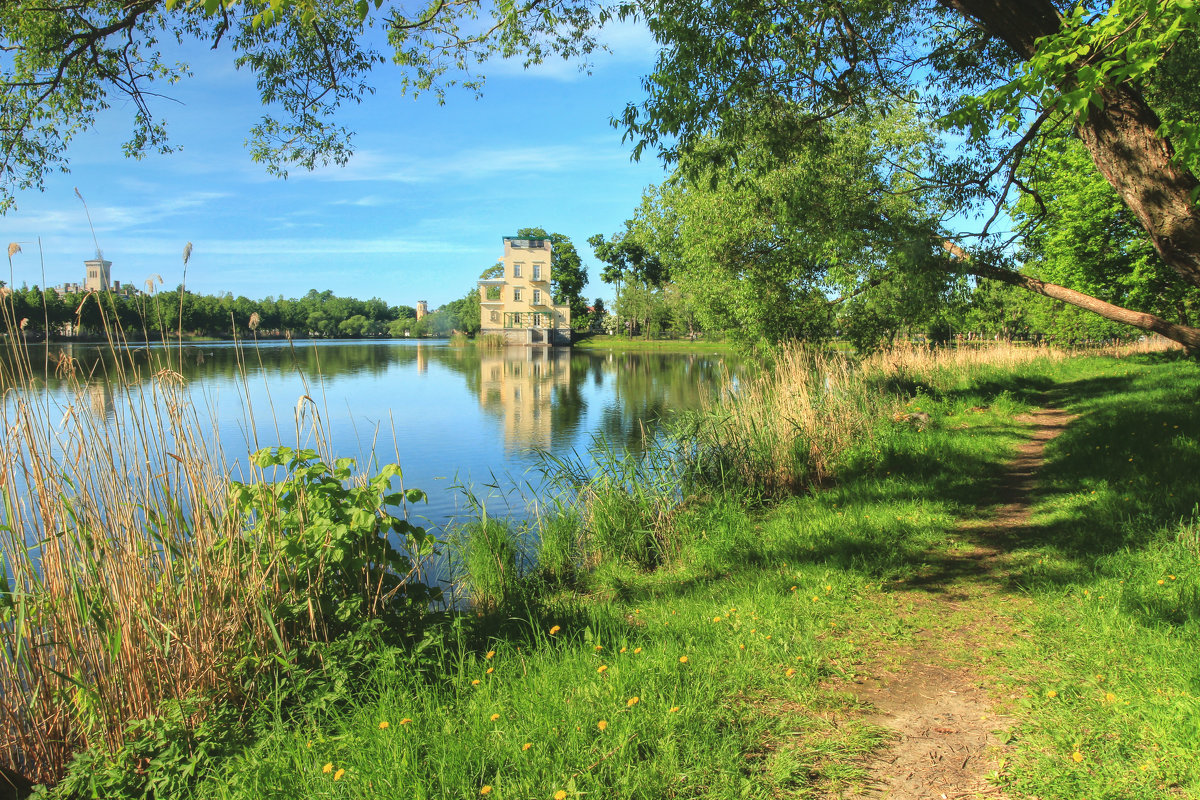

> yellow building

[{"left": 479, "top": 236, "right": 572, "bottom": 345}]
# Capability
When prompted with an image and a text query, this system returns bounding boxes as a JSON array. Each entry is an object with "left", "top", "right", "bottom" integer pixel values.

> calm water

[{"left": 19, "top": 340, "right": 740, "bottom": 533}]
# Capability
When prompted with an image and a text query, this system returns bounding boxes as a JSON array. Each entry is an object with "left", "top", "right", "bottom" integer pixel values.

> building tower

[
  {"left": 416, "top": 300, "right": 429, "bottom": 320},
  {"left": 478, "top": 235, "right": 572, "bottom": 345},
  {"left": 83, "top": 256, "right": 111, "bottom": 292}
]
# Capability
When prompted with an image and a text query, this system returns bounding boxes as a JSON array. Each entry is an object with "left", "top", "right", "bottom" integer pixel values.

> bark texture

[{"left": 943, "top": 0, "right": 1200, "bottom": 291}]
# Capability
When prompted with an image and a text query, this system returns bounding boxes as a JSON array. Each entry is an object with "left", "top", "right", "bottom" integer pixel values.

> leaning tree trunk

[
  {"left": 952, "top": 257, "right": 1200, "bottom": 351},
  {"left": 942, "top": 0, "right": 1200, "bottom": 291}
]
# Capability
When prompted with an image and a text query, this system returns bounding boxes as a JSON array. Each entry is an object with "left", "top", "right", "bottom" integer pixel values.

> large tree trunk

[
  {"left": 953, "top": 258, "right": 1200, "bottom": 351},
  {"left": 943, "top": 0, "right": 1200, "bottom": 290}
]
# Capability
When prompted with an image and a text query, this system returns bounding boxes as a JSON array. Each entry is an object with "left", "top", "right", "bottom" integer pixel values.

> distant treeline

[{"left": 0, "top": 286, "right": 481, "bottom": 339}]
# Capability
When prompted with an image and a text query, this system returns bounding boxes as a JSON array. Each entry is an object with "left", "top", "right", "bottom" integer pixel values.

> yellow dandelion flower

[
  {"left": 739, "top": 643, "right": 745, "bottom": 650},
  {"left": 597, "top": 719, "right": 608, "bottom": 731},
  {"left": 620, "top": 646, "right": 627, "bottom": 653},
  {"left": 713, "top": 616, "right": 721, "bottom": 622},
  {"left": 825, "top": 585, "right": 832, "bottom": 592},
  {"left": 1169, "top": 575, "right": 1176, "bottom": 580},
  {"left": 594, "top": 645, "right": 603, "bottom": 652},
  {"left": 472, "top": 679, "right": 481, "bottom": 686},
  {"left": 785, "top": 668, "right": 796, "bottom": 677},
  {"left": 490, "top": 713, "right": 500, "bottom": 721},
  {"left": 627, "top": 696, "right": 640, "bottom": 707},
  {"left": 379, "top": 720, "right": 390, "bottom": 730},
  {"left": 555, "top": 791, "right": 568, "bottom": 800},
  {"left": 487, "top": 667, "right": 495, "bottom": 674},
  {"left": 522, "top": 742, "right": 532, "bottom": 751},
  {"left": 765, "top": 634, "right": 772, "bottom": 640},
  {"left": 789, "top": 586, "right": 797, "bottom": 592},
  {"left": 486, "top": 650, "right": 496, "bottom": 660},
  {"left": 633, "top": 647, "right": 642, "bottom": 654},
  {"left": 307, "top": 740, "right": 312, "bottom": 749},
  {"left": 597, "top": 665, "right": 608, "bottom": 673},
  {"left": 678, "top": 656, "right": 688, "bottom": 663},
  {"left": 669, "top": 706, "right": 680, "bottom": 713},
  {"left": 1071, "top": 751, "right": 1084, "bottom": 763},
  {"left": 549, "top": 625, "right": 561, "bottom": 635},
  {"left": 334, "top": 768, "right": 345, "bottom": 781},
  {"left": 400, "top": 718, "right": 412, "bottom": 725},
  {"left": 1047, "top": 690, "right": 1058, "bottom": 698},
  {"left": 480, "top": 785, "right": 493, "bottom": 795},
  {"left": 323, "top": 763, "right": 333, "bottom": 774},
  {"left": 1157, "top": 579, "right": 1165, "bottom": 585},
  {"left": 1105, "top": 692, "right": 1116, "bottom": 703},
  {"left": 750, "top": 628, "right": 756, "bottom": 634},
  {"left": 811, "top": 596, "right": 819, "bottom": 602}
]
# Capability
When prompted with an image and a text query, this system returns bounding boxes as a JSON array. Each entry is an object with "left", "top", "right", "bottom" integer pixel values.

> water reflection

[{"left": 3, "top": 340, "right": 741, "bottom": 526}]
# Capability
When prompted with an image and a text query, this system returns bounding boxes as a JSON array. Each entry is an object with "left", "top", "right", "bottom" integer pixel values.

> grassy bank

[
  {"left": 5, "top": 338, "right": 1198, "bottom": 799},
  {"left": 572, "top": 335, "right": 736, "bottom": 353}
]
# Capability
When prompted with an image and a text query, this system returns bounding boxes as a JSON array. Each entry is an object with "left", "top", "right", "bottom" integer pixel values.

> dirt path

[{"left": 833, "top": 408, "right": 1073, "bottom": 799}]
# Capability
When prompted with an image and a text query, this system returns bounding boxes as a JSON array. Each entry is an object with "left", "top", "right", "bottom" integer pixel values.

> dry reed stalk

[{"left": 0, "top": 306, "right": 280, "bottom": 785}]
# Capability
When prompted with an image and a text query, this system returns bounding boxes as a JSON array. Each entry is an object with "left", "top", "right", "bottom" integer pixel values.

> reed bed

[
  {"left": 0, "top": 306, "right": 278, "bottom": 784},
  {"left": 0, "top": 295, "right": 430, "bottom": 786},
  {"left": 477, "top": 333, "right": 506, "bottom": 350}
]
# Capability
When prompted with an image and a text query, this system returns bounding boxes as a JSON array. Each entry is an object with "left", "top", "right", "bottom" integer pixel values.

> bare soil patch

[{"left": 825, "top": 408, "right": 1072, "bottom": 799}]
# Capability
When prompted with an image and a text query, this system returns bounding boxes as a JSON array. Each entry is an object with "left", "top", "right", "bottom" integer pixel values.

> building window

[
  {"left": 533, "top": 289, "right": 542, "bottom": 305},
  {"left": 532, "top": 263, "right": 541, "bottom": 281},
  {"left": 514, "top": 288, "right": 522, "bottom": 302},
  {"left": 513, "top": 263, "right": 522, "bottom": 278}
]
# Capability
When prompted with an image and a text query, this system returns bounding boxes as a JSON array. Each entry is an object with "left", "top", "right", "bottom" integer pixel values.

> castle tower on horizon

[{"left": 83, "top": 256, "right": 111, "bottom": 292}]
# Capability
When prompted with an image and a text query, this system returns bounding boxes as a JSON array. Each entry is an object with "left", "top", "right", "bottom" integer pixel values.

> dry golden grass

[{"left": 0, "top": 302, "right": 277, "bottom": 784}]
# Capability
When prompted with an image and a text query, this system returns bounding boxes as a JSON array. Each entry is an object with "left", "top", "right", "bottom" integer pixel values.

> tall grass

[
  {"left": 477, "top": 333, "right": 506, "bottom": 350},
  {"left": 449, "top": 331, "right": 470, "bottom": 347},
  {"left": 0, "top": 290, "right": 431, "bottom": 785}
]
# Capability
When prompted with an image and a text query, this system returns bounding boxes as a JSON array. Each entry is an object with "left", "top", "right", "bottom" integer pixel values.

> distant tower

[
  {"left": 83, "top": 257, "right": 111, "bottom": 292},
  {"left": 416, "top": 300, "right": 429, "bottom": 320}
]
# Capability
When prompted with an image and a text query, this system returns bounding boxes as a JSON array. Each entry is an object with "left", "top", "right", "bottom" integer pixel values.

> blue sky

[{"left": 2, "top": 20, "right": 667, "bottom": 309}]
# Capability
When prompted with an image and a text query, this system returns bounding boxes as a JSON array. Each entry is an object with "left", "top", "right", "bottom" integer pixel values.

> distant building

[
  {"left": 84, "top": 257, "right": 111, "bottom": 292},
  {"left": 416, "top": 300, "right": 429, "bottom": 319},
  {"left": 478, "top": 236, "right": 572, "bottom": 346}
]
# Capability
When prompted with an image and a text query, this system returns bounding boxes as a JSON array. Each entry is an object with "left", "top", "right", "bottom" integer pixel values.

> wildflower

[
  {"left": 1157, "top": 579, "right": 1165, "bottom": 585},
  {"left": 481, "top": 786, "right": 493, "bottom": 795},
  {"left": 633, "top": 647, "right": 642, "bottom": 654},
  {"left": 785, "top": 668, "right": 795, "bottom": 677},
  {"left": 323, "top": 763, "right": 333, "bottom": 774},
  {"left": 789, "top": 586, "right": 797, "bottom": 592},
  {"left": 597, "top": 720, "right": 608, "bottom": 731},
  {"left": 1071, "top": 751, "right": 1084, "bottom": 763},
  {"left": 490, "top": 713, "right": 500, "bottom": 721},
  {"left": 555, "top": 791, "right": 568, "bottom": 800},
  {"left": 669, "top": 706, "right": 680, "bottom": 713},
  {"left": 486, "top": 650, "right": 496, "bottom": 660},
  {"left": 472, "top": 679, "right": 481, "bottom": 686},
  {"left": 678, "top": 656, "right": 688, "bottom": 664},
  {"left": 487, "top": 667, "right": 494, "bottom": 674},
  {"left": 739, "top": 644, "right": 745, "bottom": 650},
  {"left": 597, "top": 665, "right": 608, "bottom": 673},
  {"left": 1104, "top": 692, "right": 1116, "bottom": 703},
  {"left": 334, "top": 768, "right": 345, "bottom": 781},
  {"left": 594, "top": 645, "right": 603, "bottom": 652},
  {"left": 400, "top": 718, "right": 412, "bottom": 725},
  {"left": 379, "top": 721, "right": 390, "bottom": 729},
  {"left": 1169, "top": 575, "right": 1176, "bottom": 580},
  {"left": 549, "top": 625, "right": 561, "bottom": 635},
  {"left": 306, "top": 740, "right": 312, "bottom": 749},
  {"left": 812, "top": 596, "right": 819, "bottom": 602},
  {"left": 825, "top": 585, "right": 832, "bottom": 592},
  {"left": 713, "top": 616, "right": 721, "bottom": 622},
  {"left": 620, "top": 646, "right": 627, "bottom": 653},
  {"left": 765, "top": 634, "right": 772, "bottom": 640},
  {"left": 1047, "top": 690, "right": 1058, "bottom": 698},
  {"left": 750, "top": 628, "right": 756, "bottom": 634},
  {"left": 626, "top": 696, "right": 639, "bottom": 707}
]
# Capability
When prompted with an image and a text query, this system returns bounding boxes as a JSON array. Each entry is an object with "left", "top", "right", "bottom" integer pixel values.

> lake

[{"left": 17, "top": 340, "right": 740, "bottom": 535}]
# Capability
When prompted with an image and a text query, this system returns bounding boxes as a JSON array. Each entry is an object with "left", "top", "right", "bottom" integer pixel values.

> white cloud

[{"left": 487, "top": 18, "right": 658, "bottom": 82}]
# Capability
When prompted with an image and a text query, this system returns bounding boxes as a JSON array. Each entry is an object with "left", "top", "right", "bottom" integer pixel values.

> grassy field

[
  {"left": 572, "top": 334, "right": 737, "bottom": 353},
  {"left": 10, "top": 344, "right": 1199, "bottom": 799}
]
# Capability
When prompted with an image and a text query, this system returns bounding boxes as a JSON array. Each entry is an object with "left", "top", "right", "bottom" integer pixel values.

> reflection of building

[
  {"left": 478, "top": 347, "right": 571, "bottom": 449},
  {"left": 86, "top": 380, "right": 116, "bottom": 421},
  {"left": 478, "top": 236, "right": 572, "bottom": 345}
]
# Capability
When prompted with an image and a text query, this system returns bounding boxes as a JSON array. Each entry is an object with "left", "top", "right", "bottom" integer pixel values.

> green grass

[
  {"left": 573, "top": 335, "right": 736, "bottom": 353},
  {"left": 33, "top": 349, "right": 1200, "bottom": 799}
]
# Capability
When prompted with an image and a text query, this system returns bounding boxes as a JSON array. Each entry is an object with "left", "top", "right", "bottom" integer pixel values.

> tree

[
  {"left": 0, "top": 0, "right": 604, "bottom": 211},
  {"left": 618, "top": 0, "right": 1200, "bottom": 349},
  {"left": 516, "top": 227, "right": 588, "bottom": 320}
]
